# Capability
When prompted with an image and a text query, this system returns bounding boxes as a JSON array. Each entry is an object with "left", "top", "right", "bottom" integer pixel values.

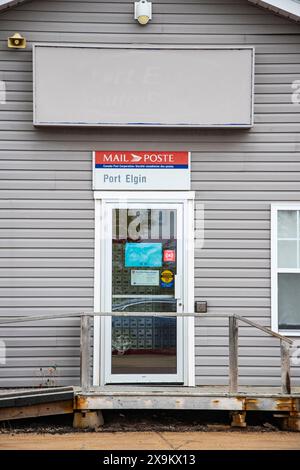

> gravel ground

[{"left": 0, "top": 410, "right": 281, "bottom": 434}]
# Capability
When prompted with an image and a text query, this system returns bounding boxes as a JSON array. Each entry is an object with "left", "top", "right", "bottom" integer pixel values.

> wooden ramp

[{"left": 0, "top": 387, "right": 74, "bottom": 421}]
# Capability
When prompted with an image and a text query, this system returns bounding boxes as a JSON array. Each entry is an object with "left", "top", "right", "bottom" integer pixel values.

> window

[{"left": 272, "top": 205, "right": 300, "bottom": 335}]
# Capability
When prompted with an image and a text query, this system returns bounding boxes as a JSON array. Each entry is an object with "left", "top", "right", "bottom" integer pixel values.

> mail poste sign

[{"left": 93, "top": 151, "right": 191, "bottom": 190}]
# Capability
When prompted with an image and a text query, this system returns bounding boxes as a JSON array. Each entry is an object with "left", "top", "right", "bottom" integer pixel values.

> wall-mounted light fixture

[
  {"left": 7, "top": 33, "right": 27, "bottom": 49},
  {"left": 134, "top": 1, "right": 152, "bottom": 25}
]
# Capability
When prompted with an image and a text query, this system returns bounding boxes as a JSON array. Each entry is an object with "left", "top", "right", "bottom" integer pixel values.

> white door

[{"left": 93, "top": 192, "right": 195, "bottom": 386}]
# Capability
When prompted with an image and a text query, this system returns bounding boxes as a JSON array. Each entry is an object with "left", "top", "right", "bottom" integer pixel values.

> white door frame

[{"left": 93, "top": 191, "right": 195, "bottom": 386}]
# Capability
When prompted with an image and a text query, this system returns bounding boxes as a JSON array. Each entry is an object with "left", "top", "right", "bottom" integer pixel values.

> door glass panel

[{"left": 111, "top": 208, "right": 178, "bottom": 375}]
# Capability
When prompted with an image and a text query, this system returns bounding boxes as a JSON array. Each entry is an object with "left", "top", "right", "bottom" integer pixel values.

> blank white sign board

[{"left": 33, "top": 45, "right": 254, "bottom": 128}]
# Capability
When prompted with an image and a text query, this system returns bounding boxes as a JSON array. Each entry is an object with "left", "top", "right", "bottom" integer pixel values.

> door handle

[{"left": 175, "top": 274, "right": 182, "bottom": 300}]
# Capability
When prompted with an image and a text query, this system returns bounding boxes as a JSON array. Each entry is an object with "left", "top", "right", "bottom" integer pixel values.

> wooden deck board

[
  {"left": 75, "top": 385, "right": 300, "bottom": 397},
  {"left": 74, "top": 385, "right": 300, "bottom": 412}
]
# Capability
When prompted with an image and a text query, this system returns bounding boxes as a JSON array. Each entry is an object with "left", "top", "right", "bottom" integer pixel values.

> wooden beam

[
  {"left": 80, "top": 315, "right": 91, "bottom": 394},
  {"left": 280, "top": 340, "right": 291, "bottom": 394},
  {"left": 231, "top": 411, "right": 247, "bottom": 428},
  {"left": 0, "top": 386, "right": 73, "bottom": 400},
  {"left": 0, "top": 400, "right": 73, "bottom": 422},
  {"left": 0, "top": 389, "right": 74, "bottom": 409},
  {"left": 229, "top": 316, "right": 239, "bottom": 394},
  {"left": 75, "top": 394, "right": 244, "bottom": 411},
  {"left": 0, "top": 311, "right": 203, "bottom": 326},
  {"left": 75, "top": 393, "right": 300, "bottom": 412},
  {"left": 235, "top": 314, "right": 293, "bottom": 345},
  {"left": 0, "top": 312, "right": 293, "bottom": 347},
  {"left": 73, "top": 410, "right": 104, "bottom": 429}
]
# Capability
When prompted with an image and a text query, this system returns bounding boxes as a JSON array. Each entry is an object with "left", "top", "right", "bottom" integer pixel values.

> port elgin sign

[{"left": 93, "top": 151, "right": 191, "bottom": 190}]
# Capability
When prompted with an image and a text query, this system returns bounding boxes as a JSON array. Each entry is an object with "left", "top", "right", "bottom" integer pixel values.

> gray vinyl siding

[{"left": 0, "top": 0, "right": 300, "bottom": 387}]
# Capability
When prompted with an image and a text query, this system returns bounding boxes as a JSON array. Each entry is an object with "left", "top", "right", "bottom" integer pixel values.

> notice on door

[
  {"left": 131, "top": 270, "right": 159, "bottom": 286},
  {"left": 93, "top": 151, "right": 190, "bottom": 190}
]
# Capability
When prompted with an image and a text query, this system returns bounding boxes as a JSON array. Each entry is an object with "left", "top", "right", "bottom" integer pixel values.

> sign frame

[
  {"left": 33, "top": 44, "right": 254, "bottom": 128},
  {"left": 92, "top": 150, "right": 191, "bottom": 191}
]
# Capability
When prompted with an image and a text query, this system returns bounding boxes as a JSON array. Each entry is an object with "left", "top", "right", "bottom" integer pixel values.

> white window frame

[
  {"left": 271, "top": 203, "right": 300, "bottom": 336},
  {"left": 93, "top": 191, "right": 195, "bottom": 386}
]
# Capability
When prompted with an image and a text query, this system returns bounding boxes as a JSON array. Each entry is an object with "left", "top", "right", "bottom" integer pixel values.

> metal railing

[{"left": 0, "top": 311, "right": 293, "bottom": 395}]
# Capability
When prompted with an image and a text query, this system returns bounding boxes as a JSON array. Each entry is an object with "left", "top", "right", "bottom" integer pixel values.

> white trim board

[
  {"left": 271, "top": 203, "right": 300, "bottom": 337},
  {"left": 93, "top": 191, "right": 195, "bottom": 387}
]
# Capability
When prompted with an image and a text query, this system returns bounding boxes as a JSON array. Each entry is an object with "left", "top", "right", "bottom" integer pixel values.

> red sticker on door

[{"left": 163, "top": 250, "right": 176, "bottom": 262}]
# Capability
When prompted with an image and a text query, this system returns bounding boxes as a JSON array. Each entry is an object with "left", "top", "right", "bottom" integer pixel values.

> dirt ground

[{"left": 0, "top": 431, "right": 300, "bottom": 450}]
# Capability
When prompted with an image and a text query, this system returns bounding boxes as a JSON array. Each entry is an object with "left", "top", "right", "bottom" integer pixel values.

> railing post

[
  {"left": 280, "top": 340, "right": 291, "bottom": 394},
  {"left": 229, "top": 316, "right": 238, "bottom": 394},
  {"left": 80, "top": 314, "right": 91, "bottom": 394}
]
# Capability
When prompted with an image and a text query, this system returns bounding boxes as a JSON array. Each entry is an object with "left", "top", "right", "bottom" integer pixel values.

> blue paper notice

[{"left": 125, "top": 243, "right": 162, "bottom": 268}]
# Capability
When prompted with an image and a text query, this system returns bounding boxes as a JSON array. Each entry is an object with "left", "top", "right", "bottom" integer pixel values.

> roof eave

[
  {"left": 247, "top": 0, "right": 300, "bottom": 22},
  {"left": 0, "top": 0, "right": 29, "bottom": 12}
]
